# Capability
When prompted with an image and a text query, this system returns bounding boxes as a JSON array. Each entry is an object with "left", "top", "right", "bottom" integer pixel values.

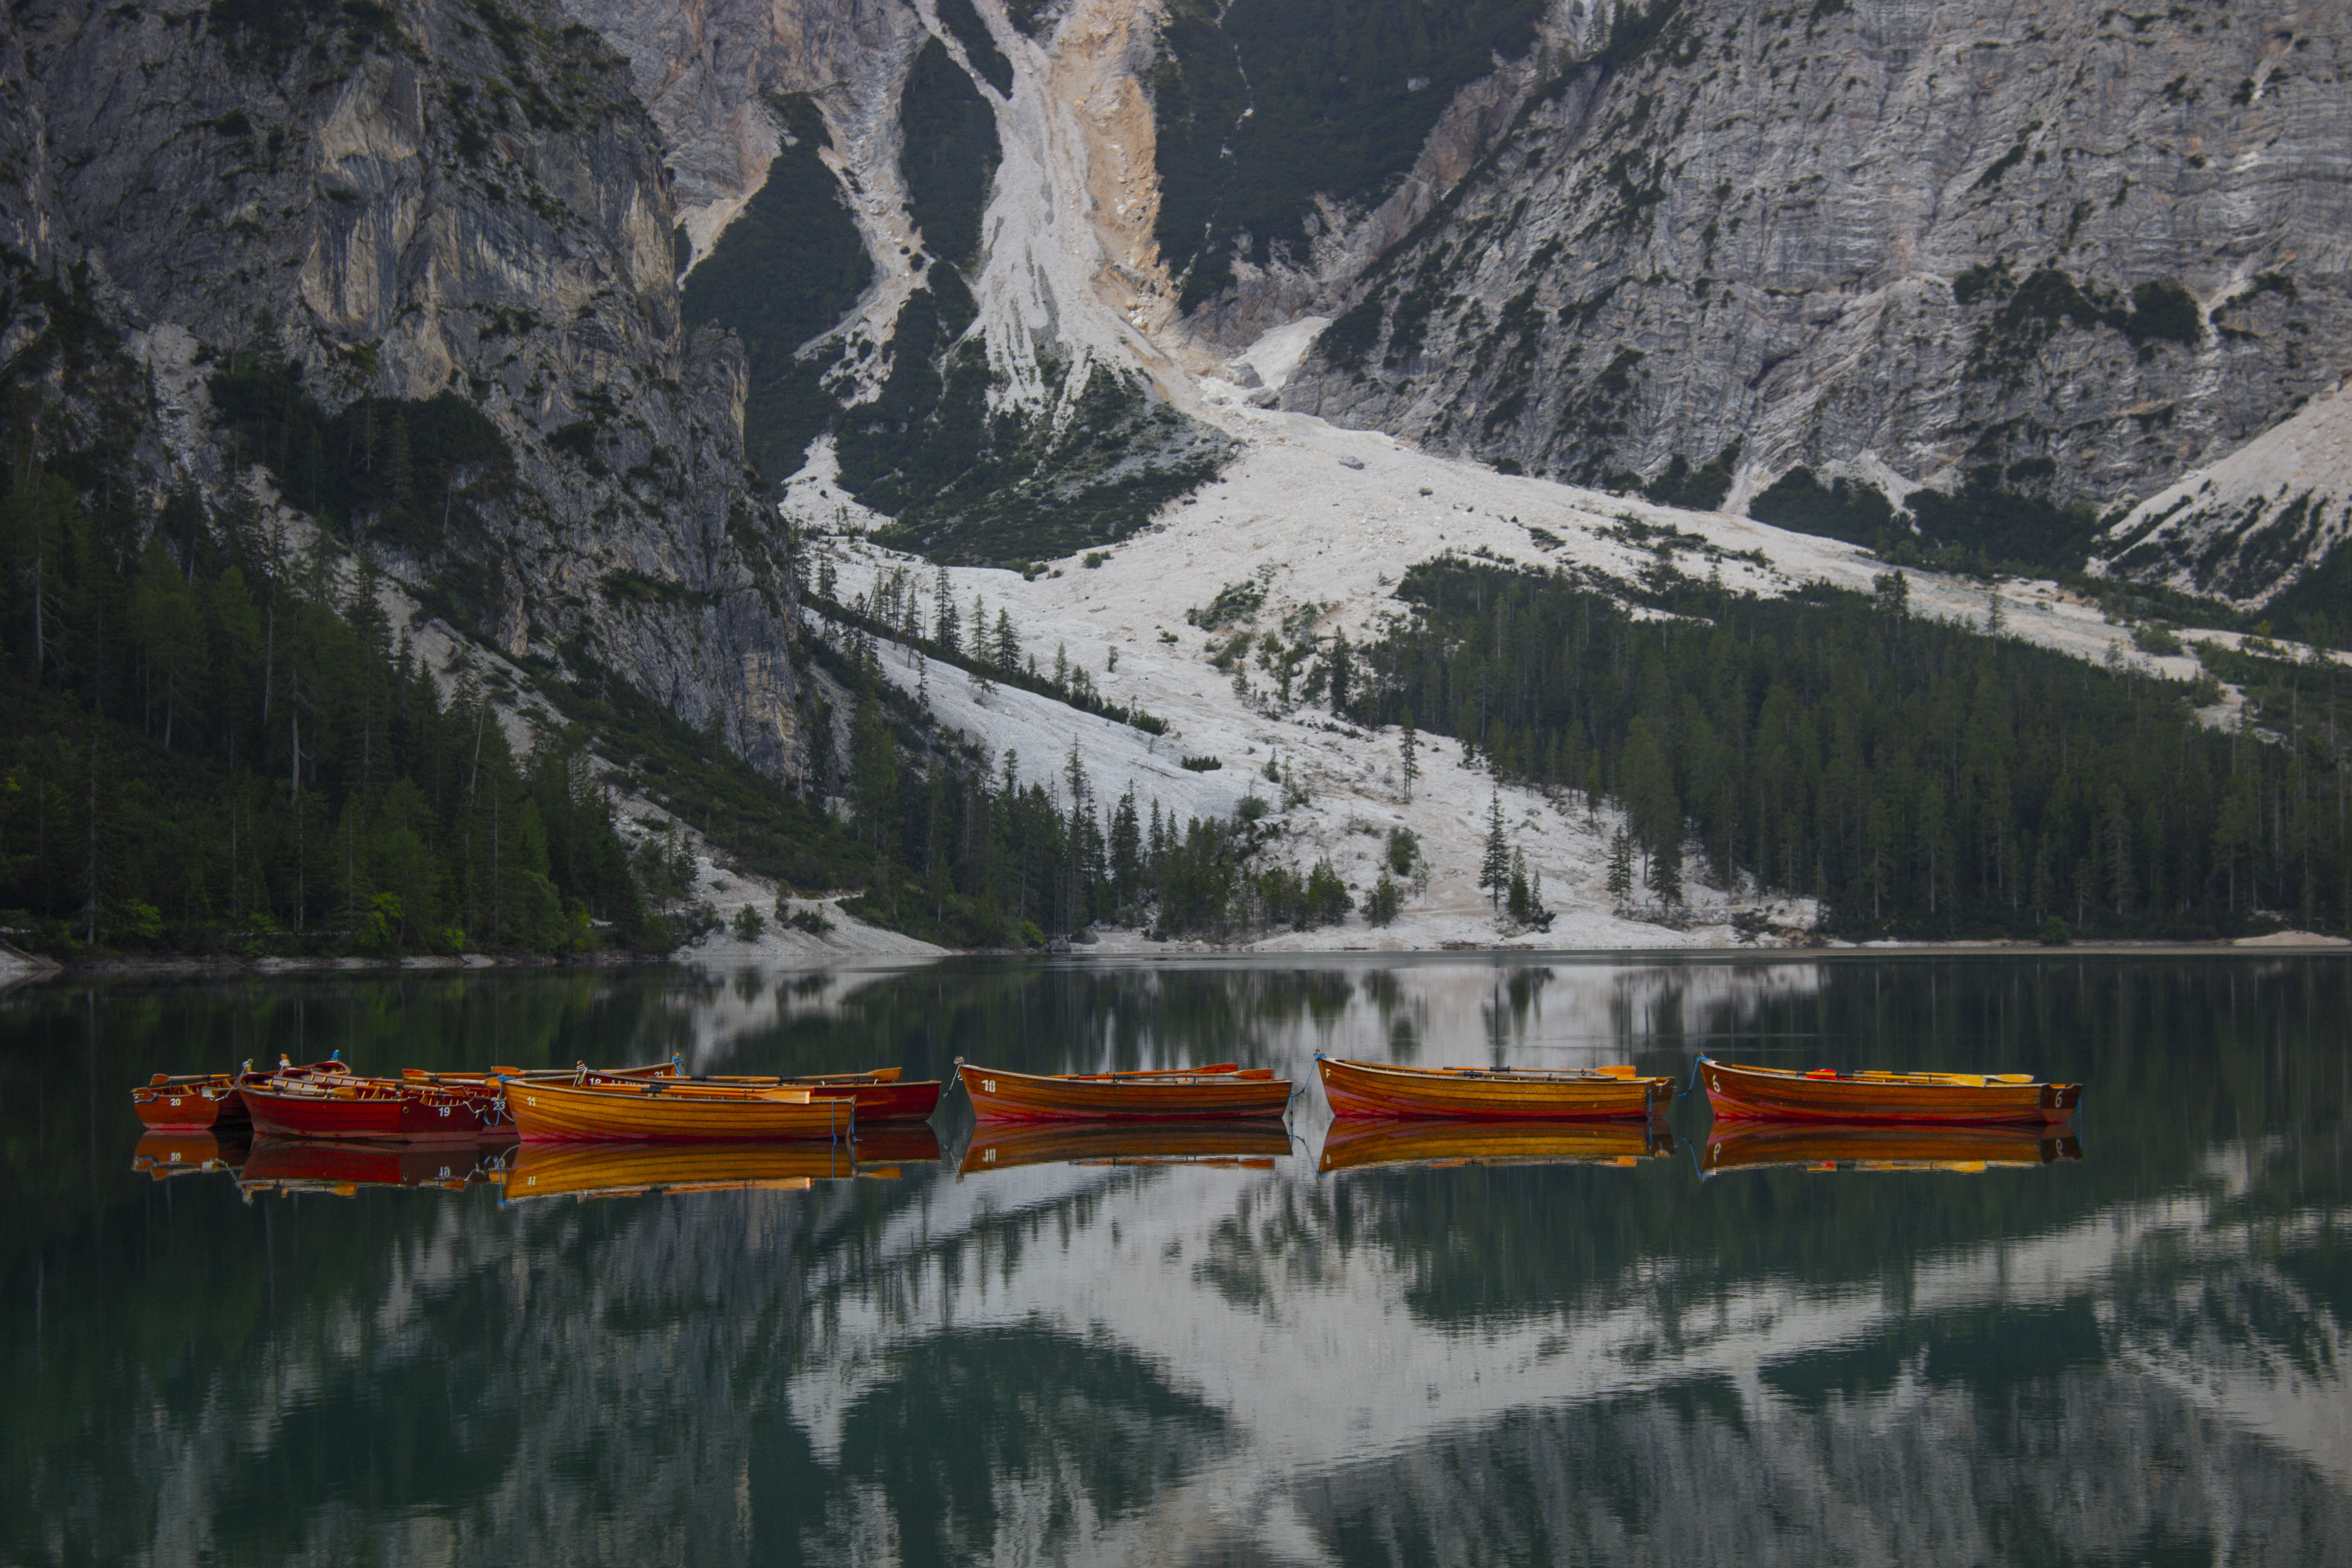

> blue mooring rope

[{"left": 1676, "top": 1055, "right": 1710, "bottom": 1100}]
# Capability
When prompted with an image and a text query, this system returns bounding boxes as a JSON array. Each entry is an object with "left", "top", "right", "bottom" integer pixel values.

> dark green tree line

[
  {"left": 1345, "top": 559, "right": 2352, "bottom": 938},
  {"left": 0, "top": 458, "right": 651, "bottom": 955}
]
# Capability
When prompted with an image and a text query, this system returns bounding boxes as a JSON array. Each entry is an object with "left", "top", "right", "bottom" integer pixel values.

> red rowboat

[
  {"left": 1700, "top": 1122, "right": 2085, "bottom": 1176},
  {"left": 1316, "top": 1055, "right": 1673, "bottom": 1120},
  {"left": 960, "top": 1119, "right": 1293, "bottom": 1175},
  {"left": 130, "top": 1056, "right": 348, "bottom": 1131},
  {"left": 1318, "top": 1119, "right": 1676, "bottom": 1174},
  {"left": 789, "top": 1067, "right": 942, "bottom": 1122},
  {"left": 1698, "top": 1056, "right": 2083, "bottom": 1124},
  {"left": 241, "top": 1071, "right": 505, "bottom": 1142},
  {"left": 957, "top": 1059, "right": 1293, "bottom": 1122}
]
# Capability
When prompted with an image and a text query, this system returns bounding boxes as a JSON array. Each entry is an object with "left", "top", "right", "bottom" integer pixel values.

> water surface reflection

[{"left": 4, "top": 956, "right": 2347, "bottom": 1565}]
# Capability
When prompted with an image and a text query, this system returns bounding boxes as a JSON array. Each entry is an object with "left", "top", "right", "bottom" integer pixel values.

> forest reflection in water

[{"left": 4, "top": 954, "right": 2347, "bottom": 1566}]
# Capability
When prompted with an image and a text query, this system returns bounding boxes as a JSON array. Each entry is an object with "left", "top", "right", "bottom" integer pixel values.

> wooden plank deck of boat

[
  {"left": 1699, "top": 1057, "right": 2082, "bottom": 1124},
  {"left": 1317, "top": 1055, "right": 1673, "bottom": 1121},
  {"left": 958, "top": 1060, "right": 1293, "bottom": 1122}
]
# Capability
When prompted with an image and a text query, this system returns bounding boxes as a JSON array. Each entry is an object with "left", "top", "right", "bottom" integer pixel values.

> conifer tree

[
  {"left": 1400, "top": 714, "right": 1419, "bottom": 804},
  {"left": 1607, "top": 829, "right": 1634, "bottom": 903},
  {"left": 1479, "top": 789, "right": 1509, "bottom": 908},
  {"left": 933, "top": 564, "right": 960, "bottom": 654}
]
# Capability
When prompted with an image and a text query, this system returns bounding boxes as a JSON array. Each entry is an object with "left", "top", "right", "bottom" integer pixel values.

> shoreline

[{"left": 10, "top": 933, "right": 2347, "bottom": 986}]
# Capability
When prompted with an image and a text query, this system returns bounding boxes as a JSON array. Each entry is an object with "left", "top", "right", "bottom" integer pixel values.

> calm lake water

[{"left": 5, "top": 954, "right": 2348, "bottom": 1566}]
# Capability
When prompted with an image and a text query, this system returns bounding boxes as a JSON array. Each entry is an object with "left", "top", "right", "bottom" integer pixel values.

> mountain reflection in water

[{"left": 3, "top": 956, "right": 2347, "bottom": 1565}]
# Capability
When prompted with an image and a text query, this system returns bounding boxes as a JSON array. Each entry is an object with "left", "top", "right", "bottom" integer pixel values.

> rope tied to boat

[{"left": 1676, "top": 1056, "right": 1709, "bottom": 1100}]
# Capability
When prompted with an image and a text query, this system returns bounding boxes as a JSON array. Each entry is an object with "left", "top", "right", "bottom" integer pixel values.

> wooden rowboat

[
  {"left": 1318, "top": 1119, "right": 1676, "bottom": 1175},
  {"left": 961, "top": 1120, "right": 1293, "bottom": 1175},
  {"left": 132, "top": 1073, "right": 252, "bottom": 1131},
  {"left": 957, "top": 1059, "right": 1292, "bottom": 1122},
  {"left": 495, "top": 1073, "right": 855, "bottom": 1142},
  {"left": 497, "top": 1139, "right": 862, "bottom": 1202},
  {"left": 1316, "top": 1054, "right": 1673, "bottom": 1120},
  {"left": 1698, "top": 1056, "right": 2083, "bottom": 1124},
  {"left": 789, "top": 1067, "right": 942, "bottom": 1122},
  {"left": 131, "top": 1055, "right": 348, "bottom": 1131},
  {"left": 413, "top": 1063, "right": 941, "bottom": 1122},
  {"left": 241, "top": 1071, "right": 504, "bottom": 1142},
  {"left": 1701, "top": 1122, "right": 2085, "bottom": 1176}
]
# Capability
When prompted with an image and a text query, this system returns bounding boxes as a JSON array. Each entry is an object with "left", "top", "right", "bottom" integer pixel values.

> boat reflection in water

[
  {"left": 131, "top": 1128, "right": 252, "bottom": 1180},
  {"left": 235, "top": 1136, "right": 515, "bottom": 1198},
  {"left": 497, "top": 1126, "right": 942, "bottom": 1204},
  {"left": 1701, "top": 1122, "right": 2085, "bottom": 1177},
  {"left": 960, "top": 1119, "right": 1294, "bottom": 1176},
  {"left": 1317, "top": 1117, "right": 1677, "bottom": 1175}
]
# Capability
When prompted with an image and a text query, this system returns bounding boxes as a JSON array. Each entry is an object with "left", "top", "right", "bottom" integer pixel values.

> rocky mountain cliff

[
  {"left": 0, "top": 0, "right": 808, "bottom": 771},
  {"left": 10, "top": 0, "right": 2350, "bottom": 815},
  {"left": 553, "top": 0, "right": 2349, "bottom": 601},
  {"left": 1269, "top": 0, "right": 2348, "bottom": 553}
]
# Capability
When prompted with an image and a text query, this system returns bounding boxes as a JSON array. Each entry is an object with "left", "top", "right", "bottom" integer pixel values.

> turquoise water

[{"left": 5, "top": 955, "right": 2347, "bottom": 1565}]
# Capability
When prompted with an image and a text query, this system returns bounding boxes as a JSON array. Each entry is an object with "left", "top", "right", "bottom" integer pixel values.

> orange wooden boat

[
  {"left": 1318, "top": 1119, "right": 1676, "bottom": 1175},
  {"left": 237, "top": 1137, "right": 511, "bottom": 1196},
  {"left": 1698, "top": 1056, "right": 2083, "bottom": 1124},
  {"left": 497, "top": 1139, "right": 862, "bottom": 1202},
  {"left": 957, "top": 1058, "right": 1292, "bottom": 1122},
  {"left": 132, "top": 1073, "right": 252, "bottom": 1132},
  {"left": 495, "top": 1073, "right": 855, "bottom": 1142},
  {"left": 1317, "top": 1054, "right": 1673, "bottom": 1120},
  {"left": 1701, "top": 1122, "right": 2084, "bottom": 1176},
  {"left": 132, "top": 1129, "right": 249, "bottom": 1180},
  {"left": 414, "top": 1063, "right": 940, "bottom": 1121},
  {"left": 961, "top": 1120, "right": 1293, "bottom": 1176}
]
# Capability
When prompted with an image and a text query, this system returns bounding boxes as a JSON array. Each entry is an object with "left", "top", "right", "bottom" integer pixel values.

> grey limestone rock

[
  {"left": 0, "top": 0, "right": 813, "bottom": 775},
  {"left": 1277, "top": 0, "right": 2352, "bottom": 521}
]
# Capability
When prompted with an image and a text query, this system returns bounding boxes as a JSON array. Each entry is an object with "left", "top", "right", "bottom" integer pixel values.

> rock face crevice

[
  {"left": 1, "top": 0, "right": 809, "bottom": 774},
  {"left": 1275, "top": 0, "right": 2351, "bottom": 518}
]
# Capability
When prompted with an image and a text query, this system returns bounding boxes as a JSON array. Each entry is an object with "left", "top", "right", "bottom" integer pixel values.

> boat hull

[
  {"left": 1702, "top": 1122, "right": 2084, "bottom": 1176},
  {"left": 132, "top": 1077, "right": 249, "bottom": 1132},
  {"left": 960, "top": 1062, "right": 1292, "bottom": 1122},
  {"left": 500, "top": 1077, "right": 855, "bottom": 1142},
  {"left": 1700, "top": 1058, "right": 2082, "bottom": 1124},
  {"left": 1318, "top": 1056, "right": 1671, "bottom": 1120},
  {"left": 242, "top": 1080, "right": 503, "bottom": 1142},
  {"left": 1318, "top": 1118, "right": 1677, "bottom": 1173}
]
